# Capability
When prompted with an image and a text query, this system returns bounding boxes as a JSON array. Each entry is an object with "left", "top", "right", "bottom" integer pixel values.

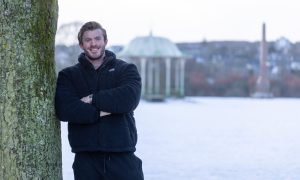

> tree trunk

[{"left": 0, "top": 1, "right": 62, "bottom": 179}]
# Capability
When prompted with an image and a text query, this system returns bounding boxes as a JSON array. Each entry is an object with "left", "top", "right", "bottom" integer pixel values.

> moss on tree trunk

[{"left": 0, "top": 0, "right": 62, "bottom": 179}]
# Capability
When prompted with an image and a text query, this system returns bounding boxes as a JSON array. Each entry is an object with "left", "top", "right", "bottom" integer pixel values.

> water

[{"left": 62, "top": 97, "right": 300, "bottom": 179}]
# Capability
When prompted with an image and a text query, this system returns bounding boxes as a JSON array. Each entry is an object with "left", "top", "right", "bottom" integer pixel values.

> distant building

[{"left": 118, "top": 33, "right": 187, "bottom": 101}]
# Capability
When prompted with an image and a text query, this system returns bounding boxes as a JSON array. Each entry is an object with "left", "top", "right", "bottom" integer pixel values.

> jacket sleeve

[
  {"left": 55, "top": 69, "right": 99, "bottom": 124},
  {"left": 92, "top": 63, "right": 141, "bottom": 113}
]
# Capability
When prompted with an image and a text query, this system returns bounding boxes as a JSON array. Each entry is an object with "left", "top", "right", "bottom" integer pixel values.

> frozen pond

[{"left": 62, "top": 97, "right": 300, "bottom": 179}]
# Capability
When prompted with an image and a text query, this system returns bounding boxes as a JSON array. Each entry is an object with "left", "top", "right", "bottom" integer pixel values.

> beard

[{"left": 85, "top": 48, "right": 105, "bottom": 61}]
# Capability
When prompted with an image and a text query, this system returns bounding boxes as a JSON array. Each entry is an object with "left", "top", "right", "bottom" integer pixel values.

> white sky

[{"left": 58, "top": 0, "right": 300, "bottom": 46}]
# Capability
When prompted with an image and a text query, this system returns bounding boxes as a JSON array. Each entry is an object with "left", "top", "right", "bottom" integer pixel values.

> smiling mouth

[{"left": 90, "top": 48, "right": 99, "bottom": 53}]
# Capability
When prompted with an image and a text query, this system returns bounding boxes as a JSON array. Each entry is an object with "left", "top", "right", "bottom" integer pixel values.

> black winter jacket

[{"left": 55, "top": 50, "right": 141, "bottom": 153}]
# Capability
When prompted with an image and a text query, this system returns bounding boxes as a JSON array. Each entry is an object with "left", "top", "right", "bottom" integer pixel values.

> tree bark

[{"left": 0, "top": 0, "right": 62, "bottom": 179}]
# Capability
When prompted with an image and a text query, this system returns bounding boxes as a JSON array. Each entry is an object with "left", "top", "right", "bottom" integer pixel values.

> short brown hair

[{"left": 77, "top": 21, "right": 107, "bottom": 45}]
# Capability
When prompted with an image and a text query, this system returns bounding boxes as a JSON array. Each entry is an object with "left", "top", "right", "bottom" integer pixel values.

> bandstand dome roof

[{"left": 118, "top": 33, "right": 184, "bottom": 58}]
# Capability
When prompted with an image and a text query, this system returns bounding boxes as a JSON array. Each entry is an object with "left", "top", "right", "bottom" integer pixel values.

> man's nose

[{"left": 91, "top": 39, "right": 97, "bottom": 46}]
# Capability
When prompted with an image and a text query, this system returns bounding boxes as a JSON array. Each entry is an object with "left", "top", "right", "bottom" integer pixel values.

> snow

[{"left": 62, "top": 97, "right": 300, "bottom": 179}]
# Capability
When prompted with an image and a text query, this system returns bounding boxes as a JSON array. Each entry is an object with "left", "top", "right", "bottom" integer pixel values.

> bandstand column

[
  {"left": 147, "top": 59, "right": 154, "bottom": 95},
  {"left": 154, "top": 60, "right": 160, "bottom": 94},
  {"left": 165, "top": 58, "right": 171, "bottom": 96},
  {"left": 140, "top": 58, "right": 147, "bottom": 96},
  {"left": 179, "top": 59, "right": 186, "bottom": 96},
  {"left": 175, "top": 59, "right": 180, "bottom": 95}
]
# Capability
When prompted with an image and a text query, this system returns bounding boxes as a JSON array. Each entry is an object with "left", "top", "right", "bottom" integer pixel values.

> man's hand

[
  {"left": 100, "top": 111, "right": 111, "bottom": 117},
  {"left": 81, "top": 95, "right": 111, "bottom": 117},
  {"left": 80, "top": 94, "right": 93, "bottom": 104},
  {"left": 80, "top": 94, "right": 111, "bottom": 117}
]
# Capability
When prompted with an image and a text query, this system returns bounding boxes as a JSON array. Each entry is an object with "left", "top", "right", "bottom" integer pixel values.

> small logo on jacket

[{"left": 108, "top": 68, "right": 115, "bottom": 72}]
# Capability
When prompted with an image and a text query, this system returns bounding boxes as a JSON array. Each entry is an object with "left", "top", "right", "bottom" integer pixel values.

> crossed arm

[
  {"left": 80, "top": 94, "right": 110, "bottom": 117},
  {"left": 55, "top": 63, "right": 141, "bottom": 124}
]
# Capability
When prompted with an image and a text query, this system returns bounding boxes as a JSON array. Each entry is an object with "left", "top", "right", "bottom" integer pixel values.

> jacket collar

[{"left": 78, "top": 50, "right": 116, "bottom": 70}]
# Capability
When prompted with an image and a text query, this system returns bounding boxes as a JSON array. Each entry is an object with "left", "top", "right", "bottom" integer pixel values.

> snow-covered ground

[{"left": 62, "top": 97, "right": 300, "bottom": 180}]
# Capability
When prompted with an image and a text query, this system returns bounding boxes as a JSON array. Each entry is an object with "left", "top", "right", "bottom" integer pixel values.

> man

[{"left": 55, "top": 21, "right": 144, "bottom": 180}]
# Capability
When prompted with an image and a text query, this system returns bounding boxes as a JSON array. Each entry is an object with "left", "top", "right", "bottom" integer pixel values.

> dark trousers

[{"left": 72, "top": 151, "right": 144, "bottom": 180}]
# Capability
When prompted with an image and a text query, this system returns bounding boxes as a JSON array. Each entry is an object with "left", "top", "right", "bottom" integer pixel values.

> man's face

[{"left": 80, "top": 29, "right": 107, "bottom": 60}]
